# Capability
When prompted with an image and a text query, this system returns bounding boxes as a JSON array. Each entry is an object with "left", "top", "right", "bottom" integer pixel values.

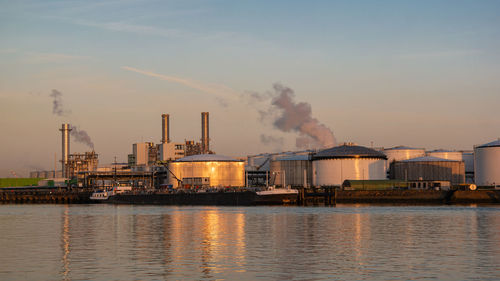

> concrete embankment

[
  {"left": 301, "top": 189, "right": 500, "bottom": 205},
  {"left": 0, "top": 188, "right": 93, "bottom": 204},
  {"left": 336, "top": 190, "right": 449, "bottom": 204},
  {"left": 450, "top": 190, "right": 500, "bottom": 204}
]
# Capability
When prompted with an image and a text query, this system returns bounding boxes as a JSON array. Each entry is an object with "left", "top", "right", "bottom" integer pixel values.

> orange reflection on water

[{"left": 61, "top": 205, "right": 70, "bottom": 281}]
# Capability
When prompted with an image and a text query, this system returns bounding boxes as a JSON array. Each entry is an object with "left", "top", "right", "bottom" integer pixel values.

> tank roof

[
  {"left": 384, "top": 146, "right": 424, "bottom": 151},
  {"left": 313, "top": 144, "right": 387, "bottom": 160},
  {"left": 174, "top": 154, "right": 242, "bottom": 162},
  {"left": 401, "top": 156, "right": 459, "bottom": 162},
  {"left": 428, "top": 149, "right": 459, "bottom": 153},
  {"left": 477, "top": 139, "right": 500, "bottom": 148},
  {"left": 276, "top": 155, "right": 311, "bottom": 161}
]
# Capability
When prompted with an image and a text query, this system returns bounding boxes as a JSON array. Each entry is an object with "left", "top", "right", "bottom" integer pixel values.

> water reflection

[
  {"left": 60, "top": 206, "right": 70, "bottom": 280},
  {"left": 0, "top": 205, "right": 499, "bottom": 280}
]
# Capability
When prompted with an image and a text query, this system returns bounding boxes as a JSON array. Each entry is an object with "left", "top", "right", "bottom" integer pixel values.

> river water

[{"left": 0, "top": 204, "right": 499, "bottom": 280}]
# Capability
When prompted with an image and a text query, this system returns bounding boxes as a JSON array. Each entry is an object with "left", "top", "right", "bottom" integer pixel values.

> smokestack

[
  {"left": 162, "top": 114, "right": 170, "bottom": 143},
  {"left": 60, "top": 124, "right": 72, "bottom": 178},
  {"left": 201, "top": 112, "right": 209, "bottom": 154}
]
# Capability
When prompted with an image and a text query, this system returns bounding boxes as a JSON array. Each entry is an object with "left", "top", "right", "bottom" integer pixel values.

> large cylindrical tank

[
  {"left": 270, "top": 155, "right": 312, "bottom": 187},
  {"left": 383, "top": 146, "right": 426, "bottom": 172},
  {"left": 474, "top": 139, "right": 500, "bottom": 187},
  {"left": 312, "top": 144, "right": 387, "bottom": 186},
  {"left": 383, "top": 146, "right": 426, "bottom": 163},
  {"left": 168, "top": 154, "right": 244, "bottom": 188},
  {"left": 391, "top": 156, "right": 465, "bottom": 185},
  {"left": 427, "top": 150, "right": 463, "bottom": 161}
]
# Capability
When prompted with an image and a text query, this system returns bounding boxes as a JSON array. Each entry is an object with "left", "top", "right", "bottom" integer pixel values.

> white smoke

[{"left": 254, "top": 83, "right": 336, "bottom": 149}]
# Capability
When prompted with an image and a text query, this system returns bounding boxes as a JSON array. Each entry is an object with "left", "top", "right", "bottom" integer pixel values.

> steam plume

[
  {"left": 50, "top": 89, "right": 70, "bottom": 116},
  {"left": 259, "top": 84, "right": 336, "bottom": 149},
  {"left": 49, "top": 89, "right": 94, "bottom": 149},
  {"left": 71, "top": 126, "right": 94, "bottom": 149}
]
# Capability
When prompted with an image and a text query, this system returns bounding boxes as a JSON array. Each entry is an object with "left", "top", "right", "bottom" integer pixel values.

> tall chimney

[
  {"left": 161, "top": 114, "right": 170, "bottom": 143},
  {"left": 201, "top": 112, "right": 209, "bottom": 154},
  {"left": 60, "top": 123, "right": 71, "bottom": 178}
]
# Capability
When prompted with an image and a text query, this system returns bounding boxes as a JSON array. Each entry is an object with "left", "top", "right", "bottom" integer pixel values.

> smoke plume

[
  {"left": 50, "top": 89, "right": 71, "bottom": 116},
  {"left": 71, "top": 126, "right": 94, "bottom": 149},
  {"left": 258, "top": 84, "right": 336, "bottom": 149},
  {"left": 50, "top": 89, "right": 94, "bottom": 149}
]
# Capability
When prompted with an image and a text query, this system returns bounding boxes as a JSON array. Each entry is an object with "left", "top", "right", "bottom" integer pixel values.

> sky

[{"left": 1, "top": 0, "right": 500, "bottom": 177}]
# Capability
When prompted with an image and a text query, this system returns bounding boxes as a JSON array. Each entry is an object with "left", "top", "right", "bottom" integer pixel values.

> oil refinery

[{"left": 1, "top": 109, "right": 499, "bottom": 205}]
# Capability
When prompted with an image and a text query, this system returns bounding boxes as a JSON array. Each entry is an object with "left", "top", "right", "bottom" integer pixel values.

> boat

[
  {"left": 255, "top": 186, "right": 298, "bottom": 205},
  {"left": 90, "top": 185, "right": 132, "bottom": 202},
  {"left": 89, "top": 189, "right": 113, "bottom": 201}
]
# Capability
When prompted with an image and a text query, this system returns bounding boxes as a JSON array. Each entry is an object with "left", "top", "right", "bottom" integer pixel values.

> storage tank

[
  {"left": 474, "top": 139, "right": 500, "bottom": 187},
  {"left": 383, "top": 146, "right": 426, "bottom": 163},
  {"left": 461, "top": 151, "right": 474, "bottom": 183},
  {"left": 168, "top": 154, "right": 245, "bottom": 188},
  {"left": 312, "top": 143, "right": 387, "bottom": 187},
  {"left": 383, "top": 146, "right": 426, "bottom": 173},
  {"left": 391, "top": 156, "right": 465, "bottom": 185},
  {"left": 427, "top": 149, "right": 463, "bottom": 161},
  {"left": 270, "top": 155, "right": 312, "bottom": 187}
]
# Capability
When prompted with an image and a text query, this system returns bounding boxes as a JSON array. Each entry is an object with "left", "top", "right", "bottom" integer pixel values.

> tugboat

[
  {"left": 90, "top": 185, "right": 132, "bottom": 202},
  {"left": 255, "top": 186, "right": 298, "bottom": 205}
]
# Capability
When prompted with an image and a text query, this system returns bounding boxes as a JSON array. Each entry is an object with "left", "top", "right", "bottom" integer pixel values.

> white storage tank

[
  {"left": 312, "top": 143, "right": 387, "bottom": 187},
  {"left": 474, "top": 139, "right": 500, "bottom": 187},
  {"left": 383, "top": 146, "right": 426, "bottom": 172},
  {"left": 427, "top": 149, "right": 463, "bottom": 161},
  {"left": 168, "top": 154, "right": 245, "bottom": 188}
]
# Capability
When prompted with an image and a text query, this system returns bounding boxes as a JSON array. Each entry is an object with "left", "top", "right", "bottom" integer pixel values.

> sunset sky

[{"left": 1, "top": 0, "right": 500, "bottom": 177}]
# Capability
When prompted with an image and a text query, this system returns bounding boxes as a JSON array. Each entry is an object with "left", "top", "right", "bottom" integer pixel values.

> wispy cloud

[
  {"left": 74, "top": 19, "right": 183, "bottom": 37},
  {"left": 22, "top": 52, "right": 89, "bottom": 64},
  {"left": 122, "top": 66, "right": 239, "bottom": 99},
  {"left": 0, "top": 48, "right": 17, "bottom": 54},
  {"left": 396, "top": 50, "right": 482, "bottom": 60}
]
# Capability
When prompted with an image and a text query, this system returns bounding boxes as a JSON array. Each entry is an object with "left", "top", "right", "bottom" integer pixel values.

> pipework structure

[
  {"left": 201, "top": 112, "right": 209, "bottom": 154},
  {"left": 60, "top": 123, "right": 72, "bottom": 178},
  {"left": 161, "top": 114, "right": 170, "bottom": 143}
]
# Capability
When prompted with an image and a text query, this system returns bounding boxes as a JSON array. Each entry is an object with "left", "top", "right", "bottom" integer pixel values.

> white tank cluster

[
  {"left": 383, "top": 146, "right": 426, "bottom": 172},
  {"left": 312, "top": 143, "right": 387, "bottom": 186},
  {"left": 168, "top": 154, "right": 245, "bottom": 188},
  {"left": 427, "top": 149, "right": 463, "bottom": 161},
  {"left": 474, "top": 139, "right": 500, "bottom": 187}
]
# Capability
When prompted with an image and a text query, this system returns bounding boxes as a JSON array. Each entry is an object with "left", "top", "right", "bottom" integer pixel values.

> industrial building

[
  {"left": 312, "top": 143, "right": 387, "bottom": 187},
  {"left": 65, "top": 151, "right": 98, "bottom": 179},
  {"left": 474, "top": 139, "right": 500, "bottom": 187},
  {"left": 167, "top": 154, "right": 245, "bottom": 188},
  {"left": 269, "top": 155, "right": 312, "bottom": 187},
  {"left": 390, "top": 156, "right": 465, "bottom": 185}
]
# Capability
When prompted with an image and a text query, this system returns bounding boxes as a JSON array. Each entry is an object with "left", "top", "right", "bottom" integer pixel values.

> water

[{"left": 0, "top": 204, "right": 499, "bottom": 281}]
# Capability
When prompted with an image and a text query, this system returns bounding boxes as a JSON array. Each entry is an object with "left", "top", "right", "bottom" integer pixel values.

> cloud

[
  {"left": 22, "top": 52, "right": 88, "bottom": 64},
  {"left": 396, "top": 50, "right": 481, "bottom": 60},
  {"left": 122, "top": 66, "right": 239, "bottom": 100},
  {"left": 74, "top": 19, "right": 183, "bottom": 37},
  {"left": 0, "top": 48, "right": 17, "bottom": 54}
]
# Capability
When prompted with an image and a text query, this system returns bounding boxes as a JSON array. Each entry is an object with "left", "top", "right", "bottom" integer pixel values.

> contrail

[{"left": 122, "top": 66, "right": 238, "bottom": 101}]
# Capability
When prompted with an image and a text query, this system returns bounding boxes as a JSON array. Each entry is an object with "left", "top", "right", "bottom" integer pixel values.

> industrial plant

[{"left": 1, "top": 106, "right": 497, "bottom": 205}]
